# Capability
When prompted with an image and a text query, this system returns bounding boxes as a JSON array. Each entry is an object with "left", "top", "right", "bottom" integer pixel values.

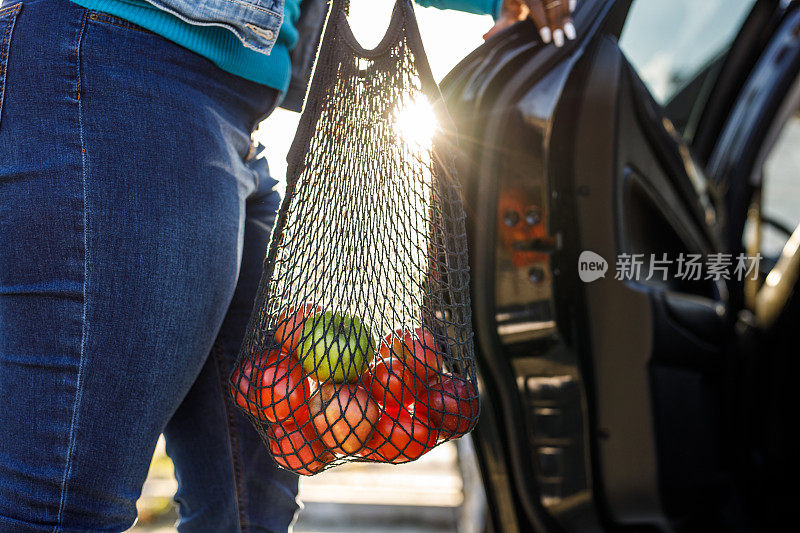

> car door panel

[
  {"left": 569, "top": 36, "right": 665, "bottom": 525},
  {"left": 445, "top": 5, "right": 610, "bottom": 530},
  {"left": 442, "top": 0, "right": 752, "bottom": 530}
]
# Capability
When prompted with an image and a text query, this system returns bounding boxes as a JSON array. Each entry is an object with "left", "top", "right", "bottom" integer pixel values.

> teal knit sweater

[{"left": 69, "top": 0, "right": 502, "bottom": 91}]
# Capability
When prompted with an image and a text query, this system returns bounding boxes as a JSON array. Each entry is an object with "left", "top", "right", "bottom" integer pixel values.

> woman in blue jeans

[{"left": 0, "top": 0, "right": 573, "bottom": 531}]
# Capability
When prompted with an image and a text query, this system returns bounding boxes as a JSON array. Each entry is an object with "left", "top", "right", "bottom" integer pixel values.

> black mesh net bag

[{"left": 231, "top": 0, "right": 479, "bottom": 475}]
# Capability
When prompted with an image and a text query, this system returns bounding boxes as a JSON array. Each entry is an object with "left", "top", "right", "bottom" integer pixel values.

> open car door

[{"left": 442, "top": 0, "right": 798, "bottom": 530}]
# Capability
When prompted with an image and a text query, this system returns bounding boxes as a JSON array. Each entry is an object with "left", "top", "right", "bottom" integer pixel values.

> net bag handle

[
  {"left": 287, "top": 0, "right": 451, "bottom": 180},
  {"left": 332, "top": 0, "right": 350, "bottom": 15}
]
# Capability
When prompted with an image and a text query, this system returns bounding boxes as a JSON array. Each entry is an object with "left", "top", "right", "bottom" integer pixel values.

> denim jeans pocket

[
  {"left": 86, "top": 10, "right": 157, "bottom": 35},
  {"left": 0, "top": 2, "right": 22, "bottom": 130}
]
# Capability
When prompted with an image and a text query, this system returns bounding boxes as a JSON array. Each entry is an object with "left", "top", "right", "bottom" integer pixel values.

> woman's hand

[{"left": 483, "top": 0, "right": 577, "bottom": 47}]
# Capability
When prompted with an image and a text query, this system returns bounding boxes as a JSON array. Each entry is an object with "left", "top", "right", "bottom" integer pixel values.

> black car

[{"left": 442, "top": 0, "right": 799, "bottom": 530}]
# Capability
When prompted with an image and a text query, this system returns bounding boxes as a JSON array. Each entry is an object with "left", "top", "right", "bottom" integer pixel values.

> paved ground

[{"left": 128, "top": 437, "right": 484, "bottom": 533}]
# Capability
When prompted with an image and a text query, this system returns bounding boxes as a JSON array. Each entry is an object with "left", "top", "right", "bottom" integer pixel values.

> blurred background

[
  {"left": 130, "top": 2, "right": 493, "bottom": 532},
  {"left": 131, "top": 437, "right": 486, "bottom": 532}
]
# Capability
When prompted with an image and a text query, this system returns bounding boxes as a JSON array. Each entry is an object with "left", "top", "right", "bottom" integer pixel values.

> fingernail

[
  {"left": 570, "top": 0, "right": 577, "bottom": 11},
  {"left": 564, "top": 21, "right": 576, "bottom": 40},
  {"left": 553, "top": 28, "right": 564, "bottom": 47},
  {"left": 539, "top": 27, "right": 551, "bottom": 44}
]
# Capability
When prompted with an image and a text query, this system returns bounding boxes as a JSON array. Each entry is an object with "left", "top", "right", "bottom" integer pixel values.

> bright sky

[{"left": 254, "top": 0, "right": 493, "bottom": 184}]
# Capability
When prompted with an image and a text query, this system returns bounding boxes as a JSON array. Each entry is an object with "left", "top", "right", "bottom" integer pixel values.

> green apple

[{"left": 298, "top": 311, "right": 375, "bottom": 383}]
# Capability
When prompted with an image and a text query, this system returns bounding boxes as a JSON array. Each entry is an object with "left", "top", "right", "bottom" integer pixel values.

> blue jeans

[{"left": 0, "top": 1, "right": 299, "bottom": 531}]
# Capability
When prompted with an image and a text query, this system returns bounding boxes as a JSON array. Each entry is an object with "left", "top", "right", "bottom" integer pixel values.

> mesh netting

[{"left": 232, "top": 0, "right": 479, "bottom": 475}]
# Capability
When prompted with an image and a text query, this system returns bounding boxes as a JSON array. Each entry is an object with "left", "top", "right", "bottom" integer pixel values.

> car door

[{"left": 441, "top": 0, "right": 796, "bottom": 531}]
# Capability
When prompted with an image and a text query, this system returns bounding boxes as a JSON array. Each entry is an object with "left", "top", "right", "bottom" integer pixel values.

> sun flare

[{"left": 393, "top": 96, "right": 438, "bottom": 149}]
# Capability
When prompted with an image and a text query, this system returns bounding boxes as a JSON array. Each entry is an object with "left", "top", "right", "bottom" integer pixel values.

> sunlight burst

[{"left": 393, "top": 96, "right": 438, "bottom": 149}]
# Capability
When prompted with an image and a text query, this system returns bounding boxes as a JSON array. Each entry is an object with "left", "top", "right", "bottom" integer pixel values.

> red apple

[
  {"left": 268, "top": 422, "right": 334, "bottom": 476},
  {"left": 412, "top": 404, "right": 441, "bottom": 446},
  {"left": 380, "top": 327, "right": 443, "bottom": 382},
  {"left": 259, "top": 352, "right": 311, "bottom": 424},
  {"left": 363, "top": 356, "right": 420, "bottom": 407},
  {"left": 310, "top": 383, "right": 380, "bottom": 455},
  {"left": 421, "top": 375, "right": 479, "bottom": 438},
  {"left": 274, "top": 303, "right": 321, "bottom": 355},
  {"left": 229, "top": 350, "right": 276, "bottom": 420},
  {"left": 362, "top": 405, "right": 436, "bottom": 463}
]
